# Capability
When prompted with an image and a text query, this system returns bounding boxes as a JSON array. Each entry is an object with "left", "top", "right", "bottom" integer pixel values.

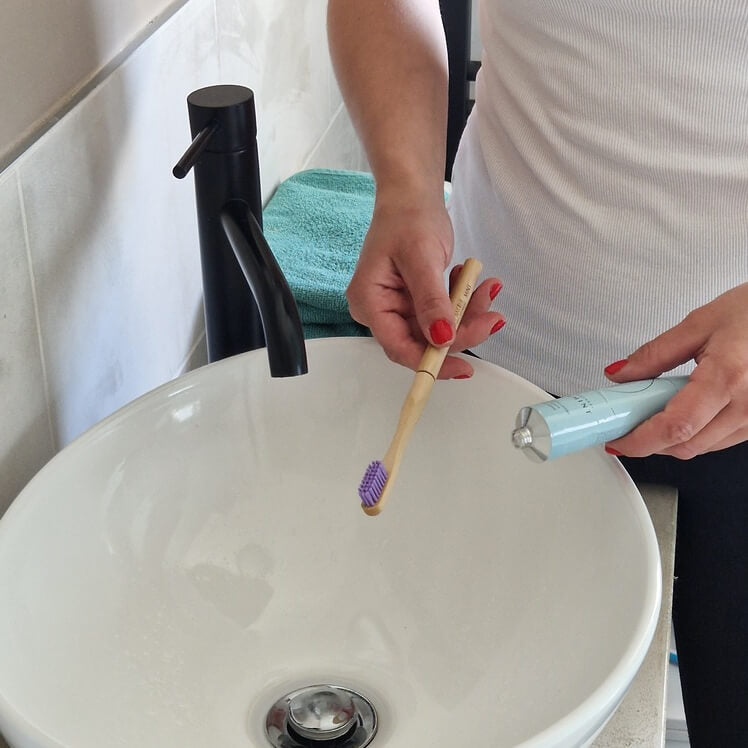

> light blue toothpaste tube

[{"left": 512, "top": 376, "right": 690, "bottom": 462}]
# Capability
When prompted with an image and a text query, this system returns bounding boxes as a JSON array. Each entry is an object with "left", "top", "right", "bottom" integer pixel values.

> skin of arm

[
  {"left": 327, "top": 0, "right": 504, "bottom": 378},
  {"left": 328, "top": 0, "right": 449, "bottom": 207}
]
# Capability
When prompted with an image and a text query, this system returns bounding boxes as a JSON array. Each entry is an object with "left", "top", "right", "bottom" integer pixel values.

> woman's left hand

[{"left": 604, "top": 282, "right": 748, "bottom": 459}]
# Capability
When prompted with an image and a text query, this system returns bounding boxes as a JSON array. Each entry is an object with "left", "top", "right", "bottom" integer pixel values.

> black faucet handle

[
  {"left": 174, "top": 85, "right": 260, "bottom": 179},
  {"left": 172, "top": 121, "right": 220, "bottom": 179}
]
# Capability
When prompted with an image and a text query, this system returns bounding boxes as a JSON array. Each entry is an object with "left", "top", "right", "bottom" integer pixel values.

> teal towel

[{"left": 263, "top": 169, "right": 374, "bottom": 339}]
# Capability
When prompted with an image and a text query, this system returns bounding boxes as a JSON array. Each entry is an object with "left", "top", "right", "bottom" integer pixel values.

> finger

[
  {"left": 456, "top": 275, "right": 502, "bottom": 311},
  {"left": 453, "top": 311, "right": 505, "bottom": 351},
  {"left": 367, "top": 310, "right": 432, "bottom": 370},
  {"left": 448, "top": 273, "right": 504, "bottom": 350},
  {"left": 346, "top": 275, "right": 413, "bottom": 326},
  {"left": 449, "top": 266, "right": 502, "bottom": 307},
  {"left": 706, "top": 426, "right": 748, "bottom": 454},
  {"left": 654, "top": 353, "right": 748, "bottom": 457},
  {"left": 448, "top": 263, "right": 463, "bottom": 290},
  {"left": 369, "top": 310, "right": 477, "bottom": 380},
  {"left": 398, "top": 248, "right": 457, "bottom": 348},
  {"left": 439, "top": 354, "right": 476, "bottom": 380},
  {"left": 660, "top": 404, "right": 748, "bottom": 459},
  {"left": 606, "top": 377, "right": 730, "bottom": 457},
  {"left": 604, "top": 314, "right": 707, "bottom": 382},
  {"left": 404, "top": 314, "right": 476, "bottom": 379}
]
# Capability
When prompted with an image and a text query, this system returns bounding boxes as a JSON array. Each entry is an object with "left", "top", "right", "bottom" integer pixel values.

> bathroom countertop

[{"left": 592, "top": 483, "right": 678, "bottom": 748}]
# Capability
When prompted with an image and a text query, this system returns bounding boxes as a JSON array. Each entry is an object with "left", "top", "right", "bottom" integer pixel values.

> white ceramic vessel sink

[{"left": 0, "top": 338, "right": 660, "bottom": 748}]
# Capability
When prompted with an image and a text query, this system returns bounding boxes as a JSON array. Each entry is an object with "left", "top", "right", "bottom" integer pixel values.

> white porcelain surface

[
  {"left": 0, "top": 339, "right": 660, "bottom": 747},
  {"left": 0, "top": 172, "right": 54, "bottom": 516}
]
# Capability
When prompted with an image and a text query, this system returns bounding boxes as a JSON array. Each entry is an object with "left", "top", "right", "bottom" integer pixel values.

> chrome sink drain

[{"left": 265, "top": 685, "right": 377, "bottom": 747}]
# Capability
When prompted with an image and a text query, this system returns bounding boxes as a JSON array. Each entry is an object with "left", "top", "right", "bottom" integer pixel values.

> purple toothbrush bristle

[{"left": 358, "top": 461, "right": 388, "bottom": 507}]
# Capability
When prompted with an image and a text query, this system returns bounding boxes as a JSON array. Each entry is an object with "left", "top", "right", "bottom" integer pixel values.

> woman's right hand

[{"left": 346, "top": 194, "right": 505, "bottom": 379}]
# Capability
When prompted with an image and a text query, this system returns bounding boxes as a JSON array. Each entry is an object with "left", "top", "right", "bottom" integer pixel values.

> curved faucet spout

[
  {"left": 175, "top": 85, "right": 308, "bottom": 374},
  {"left": 220, "top": 201, "right": 308, "bottom": 377}
]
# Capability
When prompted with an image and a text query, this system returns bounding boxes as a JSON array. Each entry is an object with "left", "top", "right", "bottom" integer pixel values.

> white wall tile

[
  {"left": 303, "top": 105, "right": 369, "bottom": 173},
  {"left": 0, "top": 0, "right": 189, "bottom": 169},
  {"left": 17, "top": 0, "right": 219, "bottom": 447},
  {"left": 0, "top": 171, "right": 55, "bottom": 516},
  {"left": 216, "top": 0, "right": 335, "bottom": 201},
  {"left": 3, "top": 0, "right": 363, "bottom": 457}
]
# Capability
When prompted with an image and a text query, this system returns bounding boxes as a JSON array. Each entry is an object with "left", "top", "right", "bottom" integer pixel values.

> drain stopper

[
  {"left": 288, "top": 688, "right": 356, "bottom": 740},
  {"left": 264, "top": 684, "right": 377, "bottom": 747}
]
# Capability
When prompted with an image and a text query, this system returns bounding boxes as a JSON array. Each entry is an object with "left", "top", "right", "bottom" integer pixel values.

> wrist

[{"left": 373, "top": 171, "right": 447, "bottom": 213}]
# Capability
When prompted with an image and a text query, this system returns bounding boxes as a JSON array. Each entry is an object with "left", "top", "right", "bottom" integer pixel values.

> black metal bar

[
  {"left": 440, "top": 0, "right": 473, "bottom": 181},
  {"left": 172, "top": 121, "right": 219, "bottom": 179},
  {"left": 221, "top": 203, "right": 307, "bottom": 377}
]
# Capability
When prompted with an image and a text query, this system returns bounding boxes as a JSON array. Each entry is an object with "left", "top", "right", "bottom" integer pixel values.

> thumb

[
  {"left": 398, "top": 252, "right": 456, "bottom": 347},
  {"left": 605, "top": 316, "right": 706, "bottom": 381}
]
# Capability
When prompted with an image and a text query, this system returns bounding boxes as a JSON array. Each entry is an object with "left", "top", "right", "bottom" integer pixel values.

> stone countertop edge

[{"left": 592, "top": 483, "right": 678, "bottom": 748}]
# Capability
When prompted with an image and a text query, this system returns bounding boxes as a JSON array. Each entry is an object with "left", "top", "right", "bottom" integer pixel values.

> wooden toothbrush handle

[
  {"left": 366, "top": 258, "right": 484, "bottom": 516},
  {"left": 382, "top": 257, "right": 483, "bottom": 469},
  {"left": 418, "top": 258, "right": 483, "bottom": 378}
]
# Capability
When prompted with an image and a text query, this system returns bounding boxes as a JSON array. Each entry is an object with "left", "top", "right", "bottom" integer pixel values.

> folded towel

[{"left": 263, "top": 169, "right": 375, "bottom": 339}]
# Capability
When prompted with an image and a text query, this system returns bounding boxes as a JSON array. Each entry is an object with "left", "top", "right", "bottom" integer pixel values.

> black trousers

[{"left": 621, "top": 442, "right": 748, "bottom": 747}]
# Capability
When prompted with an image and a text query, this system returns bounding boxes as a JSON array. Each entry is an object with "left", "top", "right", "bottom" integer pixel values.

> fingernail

[
  {"left": 490, "top": 319, "right": 506, "bottom": 334},
  {"left": 453, "top": 373, "right": 472, "bottom": 380},
  {"left": 429, "top": 319, "right": 453, "bottom": 345},
  {"left": 605, "top": 446, "right": 622, "bottom": 456},
  {"left": 604, "top": 359, "right": 629, "bottom": 376},
  {"left": 489, "top": 282, "right": 502, "bottom": 301}
]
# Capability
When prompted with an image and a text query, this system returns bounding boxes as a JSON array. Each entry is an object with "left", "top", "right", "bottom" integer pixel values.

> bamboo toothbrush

[{"left": 358, "top": 258, "right": 483, "bottom": 516}]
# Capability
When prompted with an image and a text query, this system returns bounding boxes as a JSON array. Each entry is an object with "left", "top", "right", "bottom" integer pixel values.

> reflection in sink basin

[{"left": 0, "top": 338, "right": 660, "bottom": 747}]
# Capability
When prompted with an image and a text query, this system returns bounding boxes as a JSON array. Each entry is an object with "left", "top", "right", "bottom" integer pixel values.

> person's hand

[
  {"left": 604, "top": 282, "right": 748, "bottom": 458},
  {"left": 346, "top": 195, "right": 505, "bottom": 379}
]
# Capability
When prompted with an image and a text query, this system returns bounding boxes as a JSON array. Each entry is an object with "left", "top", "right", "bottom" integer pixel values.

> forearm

[{"left": 327, "top": 0, "right": 448, "bottom": 206}]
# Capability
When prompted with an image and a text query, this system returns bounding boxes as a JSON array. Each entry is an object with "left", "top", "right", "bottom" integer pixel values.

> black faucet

[{"left": 173, "top": 84, "right": 308, "bottom": 377}]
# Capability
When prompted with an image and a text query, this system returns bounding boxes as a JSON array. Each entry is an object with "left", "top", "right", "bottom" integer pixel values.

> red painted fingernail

[
  {"left": 604, "top": 359, "right": 629, "bottom": 376},
  {"left": 605, "top": 446, "right": 622, "bottom": 456},
  {"left": 453, "top": 373, "right": 472, "bottom": 380},
  {"left": 489, "top": 282, "right": 502, "bottom": 300},
  {"left": 429, "top": 319, "right": 453, "bottom": 345},
  {"left": 490, "top": 319, "right": 506, "bottom": 334}
]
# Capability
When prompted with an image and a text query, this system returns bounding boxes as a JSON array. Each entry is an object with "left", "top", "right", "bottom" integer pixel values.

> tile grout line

[
  {"left": 0, "top": 0, "right": 192, "bottom": 174},
  {"left": 176, "top": 0, "right": 213, "bottom": 383},
  {"left": 176, "top": 331, "right": 207, "bottom": 378},
  {"left": 213, "top": 0, "right": 223, "bottom": 79},
  {"left": 301, "top": 102, "right": 347, "bottom": 171},
  {"left": 16, "top": 171, "right": 57, "bottom": 454}
]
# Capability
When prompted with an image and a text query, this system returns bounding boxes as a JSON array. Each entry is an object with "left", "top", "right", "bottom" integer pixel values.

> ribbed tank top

[{"left": 448, "top": 0, "right": 748, "bottom": 394}]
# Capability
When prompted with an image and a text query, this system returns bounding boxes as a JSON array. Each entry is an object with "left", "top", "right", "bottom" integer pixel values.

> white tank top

[{"left": 448, "top": 0, "right": 748, "bottom": 394}]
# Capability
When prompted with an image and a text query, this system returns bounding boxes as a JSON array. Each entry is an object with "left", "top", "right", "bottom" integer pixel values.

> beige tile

[{"left": 0, "top": 171, "right": 55, "bottom": 517}]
